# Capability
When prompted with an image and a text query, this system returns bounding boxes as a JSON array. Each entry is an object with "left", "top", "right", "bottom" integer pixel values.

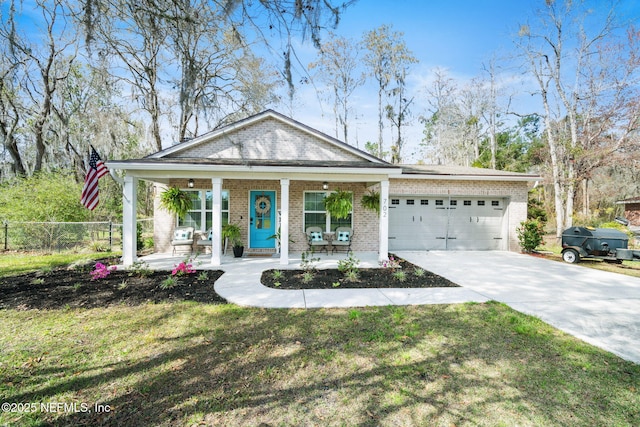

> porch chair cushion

[
  {"left": 173, "top": 228, "right": 192, "bottom": 240},
  {"left": 331, "top": 227, "right": 353, "bottom": 254},
  {"left": 310, "top": 231, "right": 323, "bottom": 241}
]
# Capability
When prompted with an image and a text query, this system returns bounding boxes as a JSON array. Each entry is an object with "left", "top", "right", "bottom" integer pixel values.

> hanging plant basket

[
  {"left": 323, "top": 190, "right": 353, "bottom": 219},
  {"left": 361, "top": 190, "right": 380, "bottom": 214},
  {"left": 159, "top": 186, "right": 192, "bottom": 219}
]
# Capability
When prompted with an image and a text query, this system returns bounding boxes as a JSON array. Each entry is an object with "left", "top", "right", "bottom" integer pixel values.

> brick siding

[{"left": 154, "top": 177, "right": 529, "bottom": 253}]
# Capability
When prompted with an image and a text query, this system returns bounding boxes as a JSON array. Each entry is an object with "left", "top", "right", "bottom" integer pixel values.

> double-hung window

[
  {"left": 177, "top": 190, "right": 229, "bottom": 231},
  {"left": 303, "top": 191, "right": 352, "bottom": 231}
]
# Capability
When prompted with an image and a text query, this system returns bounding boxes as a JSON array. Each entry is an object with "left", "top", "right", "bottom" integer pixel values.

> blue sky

[
  {"left": 333, "top": 0, "right": 640, "bottom": 76},
  {"left": 338, "top": 0, "right": 532, "bottom": 75},
  {"left": 288, "top": 0, "right": 640, "bottom": 161}
]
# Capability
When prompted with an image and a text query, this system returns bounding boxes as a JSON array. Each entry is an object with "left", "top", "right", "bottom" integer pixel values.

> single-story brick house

[{"left": 107, "top": 110, "right": 539, "bottom": 266}]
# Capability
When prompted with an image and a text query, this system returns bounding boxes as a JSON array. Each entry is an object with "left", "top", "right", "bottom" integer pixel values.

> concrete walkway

[
  {"left": 138, "top": 250, "right": 640, "bottom": 364},
  {"left": 211, "top": 252, "right": 487, "bottom": 309}
]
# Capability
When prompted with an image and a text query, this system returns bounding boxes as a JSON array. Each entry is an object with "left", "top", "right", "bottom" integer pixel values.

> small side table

[{"left": 323, "top": 232, "right": 335, "bottom": 252}]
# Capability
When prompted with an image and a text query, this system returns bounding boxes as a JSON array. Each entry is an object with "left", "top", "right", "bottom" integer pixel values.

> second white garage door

[{"left": 388, "top": 196, "right": 506, "bottom": 251}]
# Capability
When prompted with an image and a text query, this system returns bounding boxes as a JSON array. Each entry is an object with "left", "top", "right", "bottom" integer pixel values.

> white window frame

[
  {"left": 303, "top": 190, "right": 353, "bottom": 232},
  {"left": 177, "top": 189, "right": 229, "bottom": 231}
]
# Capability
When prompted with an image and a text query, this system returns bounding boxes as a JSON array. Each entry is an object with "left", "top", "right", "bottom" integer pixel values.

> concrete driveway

[{"left": 396, "top": 251, "right": 640, "bottom": 365}]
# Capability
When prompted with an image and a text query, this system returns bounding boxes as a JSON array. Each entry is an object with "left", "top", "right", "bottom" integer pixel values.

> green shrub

[
  {"left": 527, "top": 189, "right": 547, "bottom": 225},
  {"left": 302, "top": 271, "right": 314, "bottom": 283},
  {"left": 393, "top": 270, "right": 407, "bottom": 282},
  {"left": 517, "top": 219, "right": 544, "bottom": 253},
  {"left": 128, "top": 260, "right": 152, "bottom": 278},
  {"left": 160, "top": 276, "right": 178, "bottom": 289},
  {"left": 338, "top": 253, "right": 360, "bottom": 276},
  {"left": 0, "top": 171, "right": 89, "bottom": 222},
  {"left": 344, "top": 270, "right": 359, "bottom": 282},
  {"left": 143, "top": 237, "right": 155, "bottom": 249},
  {"left": 300, "top": 251, "right": 319, "bottom": 272},
  {"left": 136, "top": 222, "right": 144, "bottom": 250}
]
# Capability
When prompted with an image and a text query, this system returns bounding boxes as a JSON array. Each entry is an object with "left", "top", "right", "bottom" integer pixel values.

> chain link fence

[{"left": 1, "top": 219, "right": 153, "bottom": 253}]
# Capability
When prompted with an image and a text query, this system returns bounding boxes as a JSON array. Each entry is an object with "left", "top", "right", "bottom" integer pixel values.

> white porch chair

[
  {"left": 171, "top": 226, "right": 194, "bottom": 256},
  {"left": 306, "top": 226, "right": 329, "bottom": 254},
  {"left": 331, "top": 227, "right": 354, "bottom": 254}
]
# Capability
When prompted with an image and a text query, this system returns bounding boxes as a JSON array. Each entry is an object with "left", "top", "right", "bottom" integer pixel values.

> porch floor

[{"left": 118, "top": 251, "right": 485, "bottom": 309}]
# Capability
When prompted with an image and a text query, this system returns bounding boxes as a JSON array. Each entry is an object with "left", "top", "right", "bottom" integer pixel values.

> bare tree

[
  {"left": 85, "top": 1, "right": 167, "bottom": 151},
  {"left": 1, "top": 0, "right": 77, "bottom": 172},
  {"left": 517, "top": 0, "right": 640, "bottom": 239},
  {"left": 0, "top": 62, "right": 27, "bottom": 177},
  {"left": 385, "top": 83, "right": 414, "bottom": 164},
  {"left": 78, "top": 0, "right": 353, "bottom": 98},
  {"left": 385, "top": 50, "right": 417, "bottom": 164},
  {"left": 479, "top": 59, "right": 502, "bottom": 169},
  {"left": 419, "top": 68, "right": 463, "bottom": 165},
  {"left": 362, "top": 24, "right": 415, "bottom": 159},
  {"left": 74, "top": 0, "right": 349, "bottom": 149},
  {"left": 457, "top": 79, "right": 486, "bottom": 167},
  {"left": 308, "top": 33, "right": 365, "bottom": 145}
]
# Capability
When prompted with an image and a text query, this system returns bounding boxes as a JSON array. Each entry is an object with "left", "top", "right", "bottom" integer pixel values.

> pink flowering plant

[
  {"left": 90, "top": 262, "right": 117, "bottom": 280},
  {"left": 380, "top": 255, "right": 401, "bottom": 270},
  {"left": 172, "top": 260, "right": 195, "bottom": 276}
]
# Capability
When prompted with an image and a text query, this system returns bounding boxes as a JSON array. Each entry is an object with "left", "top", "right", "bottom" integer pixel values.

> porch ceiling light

[
  {"left": 188, "top": 179, "right": 195, "bottom": 188},
  {"left": 322, "top": 181, "right": 329, "bottom": 190}
]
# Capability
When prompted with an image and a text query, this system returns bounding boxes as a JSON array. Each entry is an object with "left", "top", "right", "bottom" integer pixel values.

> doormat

[{"left": 246, "top": 253, "right": 276, "bottom": 257}]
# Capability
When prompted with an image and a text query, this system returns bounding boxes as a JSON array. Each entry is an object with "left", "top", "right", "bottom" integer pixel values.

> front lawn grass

[
  {"left": 1, "top": 302, "right": 638, "bottom": 426},
  {"left": 0, "top": 251, "right": 120, "bottom": 278}
]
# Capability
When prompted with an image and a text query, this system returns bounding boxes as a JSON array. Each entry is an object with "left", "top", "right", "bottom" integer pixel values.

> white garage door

[{"left": 388, "top": 196, "right": 506, "bottom": 251}]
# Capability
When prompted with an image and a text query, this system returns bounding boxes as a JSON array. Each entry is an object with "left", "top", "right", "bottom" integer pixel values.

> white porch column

[
  {"left": 122, "top": 175, "right": 138, "bottom": 266},
  {"left": 210, "top": 177, "right": 222, "bottom": 266},
  {"left": 378, "top": 180, "right": 389, "bottom": 263},
  {"left": 279, "top": 178, "right": 290, "bottom": 265}
]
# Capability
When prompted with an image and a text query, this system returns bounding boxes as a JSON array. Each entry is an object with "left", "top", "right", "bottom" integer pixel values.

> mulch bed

[
  {"left": 2, "top": 256, "right": 459, "bottom": 310},
  {"left": 261, "top": 257, "right": 459, "bottom": 289},
  {"left": 0, "top": 268, "right": 226, "bottom": 310}
]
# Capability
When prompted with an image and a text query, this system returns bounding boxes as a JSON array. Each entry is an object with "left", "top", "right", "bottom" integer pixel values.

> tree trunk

[
  {"left": 377, "top": 84, "right": 383, "bottom": 158},
  {"left": 541, "top": 87, "right": 566, "bottom": 240}
]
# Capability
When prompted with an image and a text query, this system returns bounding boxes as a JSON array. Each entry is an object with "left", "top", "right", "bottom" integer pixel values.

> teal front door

[{"left": 250, "top": 191, "right": 276, "bottom": 248}]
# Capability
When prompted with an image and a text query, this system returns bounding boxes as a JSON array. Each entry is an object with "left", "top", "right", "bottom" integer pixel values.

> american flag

[{"left": 81, "top": 147, "right": 109, "bottom": 210}]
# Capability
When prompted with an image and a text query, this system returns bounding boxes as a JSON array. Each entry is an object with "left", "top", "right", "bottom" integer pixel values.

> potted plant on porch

[
  {"left": 222, "top": 223, "right": 244, "bottom": 257},
  {"left": 268, "top": 226, "right": 295, "bottom": 254}
]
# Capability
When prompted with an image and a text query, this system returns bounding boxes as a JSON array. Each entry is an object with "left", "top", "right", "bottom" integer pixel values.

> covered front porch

[{"left": 118, "top": 172, "right": 397, "bottom": 267}]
